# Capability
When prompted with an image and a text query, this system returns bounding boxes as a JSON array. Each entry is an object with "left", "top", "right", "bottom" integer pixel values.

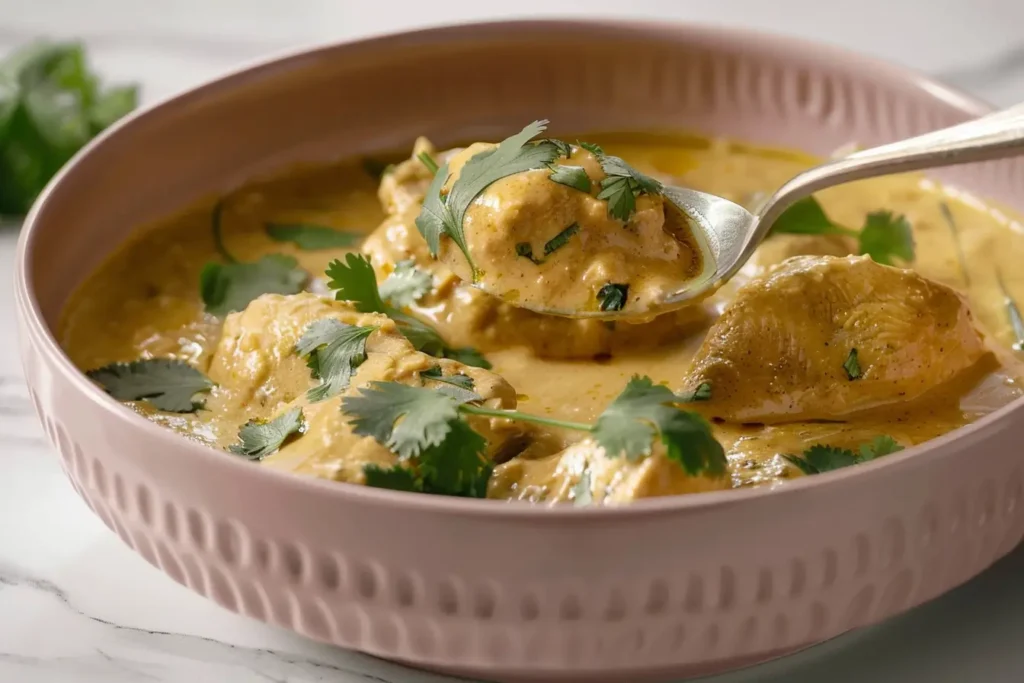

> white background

[{"left": 2, "top": 1, "right": 1024, "bottom": 681}]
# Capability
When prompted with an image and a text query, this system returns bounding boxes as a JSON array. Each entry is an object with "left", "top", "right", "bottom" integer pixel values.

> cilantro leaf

[
  {"left": 417, "top": 150, "right": 439, "bottom": 174},
  {"left": 771, "top": 197, "right": 841, "bottom": 236},
  {"left": 677, "top": 382, "right": 712, "bottom": 402},
  {"left": 326, "top": 253, "right": 388, "bottom": 312},
  {"left": 378, "top": 260, "right": 432, "bottom": 307},
  {"left": 325, "top": 254, "right": 490, "bottom": 368},
  {"left": 87, "top": 359, "right": 213, "bottom": 413},
  {"left": 548, "top": 165, "right": 591, "bottom": 193},
  {"left": 572, "top": 470, "right": 593, "bottom": 507},
  {"left": 294, "top": 319, "right": 376, "bottom": 402},
  {"left": 858, "top": 435, "right": 904, "bottom": 461},
  {"left": 229, "top": 407, "right": 304, "bottom": 460},
  {"left": 843, "top": 348, "right": 862, "bottom": 380},
  {"left": 544, "top": 139, "right": 573, "bottom": 158},
  {"left": 200, "top": 255, "right": 307, "bottom": 317},
  {"left": 784, "top": 435, "right": 904, "bottom": 475},
  {"left": 592, "top": 376, "right": 726, "bottom": 476},
  {"left": 417, "top": 419, "right": 490, "bottom": 497},
  {"left": 596, "top": 155, "right": 663, "bottom": 221},
  {"left": 414, "top": 159, "right": 451, "bottom": 257},
  {"left": 597, "top": 283, "right": 628, "bottom": 312},
  {"left": 858, "top": 211, "right": 914, "bottom": 265},
  {"left": 578, "top": 140, "right": 604, "bottom": 157},
  {"left": 265, "top": 222, "right": 361, "bottom": 250},
  {"left": 342, "top": 381, "right": 480, "bottom": 459},
  {"left": 363, "top": 464, "right": 422, "bottom": 492},
  {"left": 771, "top": 197, "right": 915, "bottom": 265},
  {"left": 441, "top": 345, "right": 492, "bottom": 370},
  {"left": 422, "top": 366, "right": 475, "bottom": 391},
  {"left": 415, "top": 120, "right": 559, "bottom": 268}
]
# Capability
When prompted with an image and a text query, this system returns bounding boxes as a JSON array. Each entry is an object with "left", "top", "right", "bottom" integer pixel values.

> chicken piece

[
  {"left": 206, "top": 293, "right": 523, "bottom": 483},
  {"left": 488, "top": 439, "right": 729, "bottom": 504},
  {"left": 435, "top": 142, "right": 709, "bottom": 316},
  {"left": 378, "top": 138, "right": 461, "bottom": 216},
  {"left": 361, "top": 212, "right": 709, "bottom": 359},
  {"left": 685, "top": 255, "right": 989, "bottom": 423}
]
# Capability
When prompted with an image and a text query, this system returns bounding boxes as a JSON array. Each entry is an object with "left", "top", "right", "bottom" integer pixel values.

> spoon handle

[{"left": 753, "top": 100, "right": 1024, "bottom": 240}]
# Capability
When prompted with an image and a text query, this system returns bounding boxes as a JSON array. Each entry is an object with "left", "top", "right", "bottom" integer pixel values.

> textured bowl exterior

[{"left": 15, "top": 21, "right": 1024, "bottom": 682}]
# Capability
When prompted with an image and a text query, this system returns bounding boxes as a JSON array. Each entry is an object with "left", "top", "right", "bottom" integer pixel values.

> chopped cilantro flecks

[
  {"left": 577, "top": 140, "right": 604, "bottom": 157},
  {"left": 294, "top": 319, "right": 376, "bottom": 402},
  {"left": 86, "top": 359, "right": 213, "bottom": 413},
  {"left": 783, "top": 435, "right": 903, "bottom": 475},
  {"left": 265, "top": 222, "right": 361, "bottom": 250},
  {"left": 548, "top": 165, "right": 592, "bottom": 193},
  {"left": 843, "top": 348, "right": 862, "bottom": 380},
  {"left": 515, "top": 222, "right": 580, "bottom": 265},
  {"left": 597, "top": 283, "right": 629, "bottom": 312},
  {"left": 229, "top": 407, "right": 304, "bottom": 460}
]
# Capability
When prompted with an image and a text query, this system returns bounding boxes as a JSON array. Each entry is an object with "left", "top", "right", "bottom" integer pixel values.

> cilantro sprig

[
  {"left": 87, "top": 358, "right": 214, "bottom": 413},
  {"left": 343, "top": 375, "right": 726, "bottom": 497},
  {"left": 416, "top": 120, "right": 560, "bottom": 272},
  {"left": 325, "top": 253, "right": 490, "bottom": 368},
  {"left": 294, "top": 319, "right": 376, "bottom": 401},
  {"left": 200, "top": 201, "right": 307, "bottom": 316},
  {"left": 229, "top": 407, "right": 304, "bottom": 460},
  {"left": 772, "top": 197, "right": 915, "bottom": 266},
  {"left": 783, "top": 435, "right": 904, "bottom": 475}
]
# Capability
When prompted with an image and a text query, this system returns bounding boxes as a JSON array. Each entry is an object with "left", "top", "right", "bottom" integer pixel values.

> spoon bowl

[{"left": 468, "top": 101, "right": 1024, "bottom": 320}]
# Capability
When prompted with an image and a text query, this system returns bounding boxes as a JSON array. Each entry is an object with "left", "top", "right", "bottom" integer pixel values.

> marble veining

[{"left": 3, "top": 1, "right": 1024, "bottom": 681}]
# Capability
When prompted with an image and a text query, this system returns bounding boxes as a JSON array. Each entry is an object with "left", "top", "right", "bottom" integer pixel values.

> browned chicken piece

[
  {"left": 744, "top": 233, "right": 855, "bottom": 278},
  {"left": 685, "top": 255, "right": 989, "bottom": 423},
  {"left": 489, "top": 439, "right": 729, "bottom": 504},
  {"left": 205, "top": 293, "right": 523, "bottom": 483}
]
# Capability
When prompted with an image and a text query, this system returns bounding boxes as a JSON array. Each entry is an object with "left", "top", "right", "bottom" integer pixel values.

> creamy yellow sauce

[{"left": 60, "top": 132, "right": 1024, "bottom": 501}]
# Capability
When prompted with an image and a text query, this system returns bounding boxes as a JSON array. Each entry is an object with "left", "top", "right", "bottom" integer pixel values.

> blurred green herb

[{"left": 0, "top": 41, "right": 139, "bottom": 215}]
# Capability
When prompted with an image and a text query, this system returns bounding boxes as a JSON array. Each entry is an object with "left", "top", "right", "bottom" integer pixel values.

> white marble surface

[{"left": 3, "top": 1, "right": 1024, "bottom": 681}]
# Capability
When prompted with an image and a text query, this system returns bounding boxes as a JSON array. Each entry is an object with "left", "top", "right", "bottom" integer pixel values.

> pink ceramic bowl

[{"left": 15, "top": 20, "right": 1024, "bottom": 683}]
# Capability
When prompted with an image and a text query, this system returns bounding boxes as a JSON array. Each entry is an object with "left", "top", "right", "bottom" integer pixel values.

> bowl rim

[{"left": 17, "top": 17, "right": 1014, "bottom": 519}]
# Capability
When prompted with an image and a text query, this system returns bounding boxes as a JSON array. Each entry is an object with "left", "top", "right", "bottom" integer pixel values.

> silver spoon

[{"left": 493, "top": 102, "right": 1024, "bottom": 319}]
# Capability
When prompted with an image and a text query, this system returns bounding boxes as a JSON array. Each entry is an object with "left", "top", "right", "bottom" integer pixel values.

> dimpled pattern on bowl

[{"left": 15, "top": 21, "right": 1024, "bottom": 683}]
